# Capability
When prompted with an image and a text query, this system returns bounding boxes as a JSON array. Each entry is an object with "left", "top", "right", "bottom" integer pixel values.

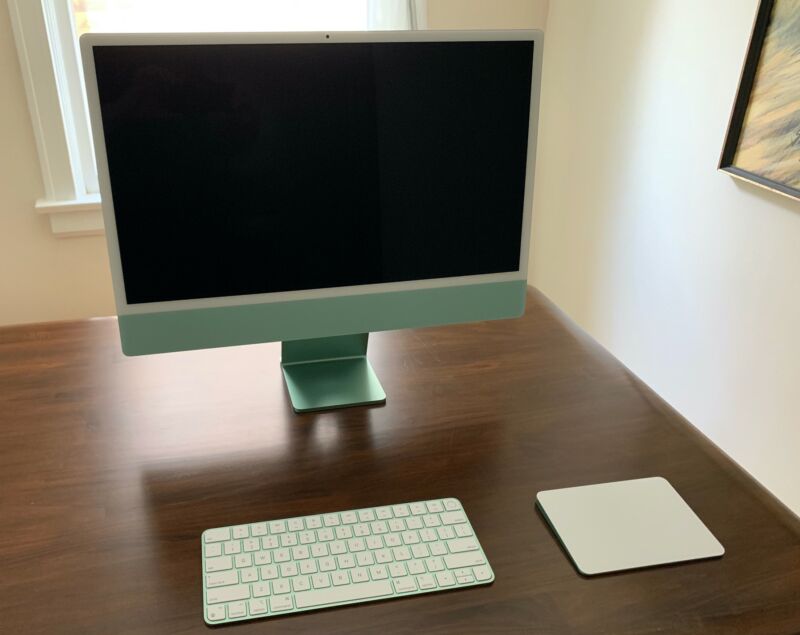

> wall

[
  {"left": 530, "top": 0, "right": 800, "bottom": 515},
  {"left": 0, "top": 4, "right": 115, "bottom": 326},
  {"left": 424, "top": 0, "right": 548, "bottom": 30}
]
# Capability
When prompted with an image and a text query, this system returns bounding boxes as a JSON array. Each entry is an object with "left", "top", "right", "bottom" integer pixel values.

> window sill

[{"left": 36, "top": 194, "right": 104, "bottom": 237}]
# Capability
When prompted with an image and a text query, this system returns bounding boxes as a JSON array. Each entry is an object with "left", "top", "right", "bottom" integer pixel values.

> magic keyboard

[{"left": 201, "top": 497, "right": 494, "bottom": 624}]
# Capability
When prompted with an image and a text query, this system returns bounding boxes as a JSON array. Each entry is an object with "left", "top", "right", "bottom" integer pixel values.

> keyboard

[{"left": 201, "top": 497, "right": 494, "bottom": 624}]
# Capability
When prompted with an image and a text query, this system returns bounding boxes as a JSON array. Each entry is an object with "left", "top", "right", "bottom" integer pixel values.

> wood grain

[{"left": 0, "top": 288, "right": 798, "bottom": 634}]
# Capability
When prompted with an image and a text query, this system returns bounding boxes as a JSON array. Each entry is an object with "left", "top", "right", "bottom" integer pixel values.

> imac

[{"left": 81, "top": 30, "right": 542, "bottom": 412}]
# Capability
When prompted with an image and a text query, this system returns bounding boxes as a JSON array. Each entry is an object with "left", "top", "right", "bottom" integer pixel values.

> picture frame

[{"left": 719, "top": 0, "right": 800, "bottom": 201}]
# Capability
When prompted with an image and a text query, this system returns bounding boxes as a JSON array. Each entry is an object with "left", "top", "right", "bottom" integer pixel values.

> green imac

[{"left": 81, "top": 30, "right": 543, "bottom": 412}]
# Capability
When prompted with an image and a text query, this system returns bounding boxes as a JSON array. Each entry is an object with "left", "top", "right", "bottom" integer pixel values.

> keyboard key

[
  {"left": 417, "top": 573, "right": 436, "bottom": 589},
  {"left": 319, "top": 557, "right": 336, "bottom": 572},
  {"left": 366, "top": 536, "right": 383, "bottom": 550},
  {"left": 299, "top": 531, "right": 316, "bottom": 544},
  {"left": 270, "top": 596, "right": 293, "bottom": 612},
  {"left": 317, "top": 528, "right": 334, "bottom": 542},
  {"left": 402, "top": 531, "right": 420, "bottom": 545},
  {"left": 249, "top": 598, "right": 268, "bottom": 614},
  {"left": 292, "top": 546, "right": 310, "bottom": 560},
  {"left": 204, "top": 528, "right": 230, "bottom": 543},
  {"left": 227, "top": 601, "right": 246, "bottom": 618},
  {"left": 272, "top": 579, "right": 291, "bottom": 595},
  {"left": 332, "top": 571, "right": 349, "bottom": 586},
  {"left": 420, "top": 529, "right": 438, "bottom": 542},
  {"left": 376, "top": 506, "right": 393, "bottom": 519},
  {"left": 393, "top": 547, "right": 411, "bottom": 561},
  {"left": 455, "top": 524, "right": 473, "bottom": 537},
  {"left": 426, "top": 501, "right": 445, "bottom": 513},
  {"left": 447, "top": 538, "right": 479, "bottom": 553},
  {"left": 260, "top": 565, "right": 278, "bottom": 580},
  {"left": 407, "top": 560, "right": 425, "bottom": 575},
  {"left": 250, "top": 522, "right": 268, "bottom": 536},
  {"left": 351, "top": 567, "right": 369, "bottom": 583},
  {"left": 205, "top": 556, "right": 233, "bottom": 573},
  {"left": 294, "top": 580, "right": 393, "bottom": 608},
  {"left": 374, "top": 549, "right": 392, "bottom": 564},
  {"left": 207, "top": 584, "right": 250, "bottom": 604},
  {"left": 269, "top": 521, "right": 286, "bottom": 534},
  {"left": 473, "top": 566, "right": 492, "bottom": 582},
  {"left": 273, "top": 549, "right": 290, "bottom": 563},
  {"left": 423, "top": 515, "right": 441, "bottom": 528},
  {"left": 223, "top": 541, "right": 241, "bottom": 555},
  {"left": 435, "top": 571, "right": 455, "bottom": 587},
  {"left": 389, "top": 563, "right": 406, "bottom": 577},
  {"left": 330, "top": 541, "right": 346, "bottom": 555},
  {"left": 430, "top": 543, "right": 447, "bottom": 556},
  {"left": 426, "top": 557, "right": 445, "bottom": 572},
  {"left": 410, "top": 503, "right": 427, "bottom": 515},
  {"left": 300, "top": 560, "right": 318, "bottom": 574},
  {"left": 443, "top": 498, "right": 462, "bottom": 511},
  {"left": 252, "top": 582, "right": 270, "bottom": 597},
  {"left": 341, "top": 511, "right": 358, "bottom": 524},
  {"left": 370, "top": 565, "right": 388, "bottom": 580},
  {"left": 206, "top": 570, "right": 238, "bottom": 588},
  {"left": 243, "top": 538, "right": 260, "bottom": 552},
  {"left": 206, "top": 605, "right": 226, "bottom": 621},
  {"left": 385, "top": 534, "right": 402, "bottom": 547},
  {"left": 240, "top": 568, "right": 258, "bottom": 583},
  {"left": 440, "top": 511, "right": 467, "bottom": 525},
  {"left": 234, "top": 554, "right": 252, "bottom": 568},
  {"left": 292, "top": 575, "right": 311, "bottom": 591},
  {"left": 312, "top": 573, "right": 330, "bottom": 588},
  {"left": 392, "top": 504, "right": 410, "bottom": 517},
  {"left": 280, "top": 533, "right": 298, "bottom": 547},
  {"left": 348, "top": 538, "right": 365, "bottom": 552},
  {"left": 311, "top": 544, "right": 328, "bottom": 558},
  {"left": 254, "top": 552, "right": 271, "bottom": 566},
  {"left": 437, "top": 526, "right": 455, "bottom": 540},
  {"left": 353, "top": 523, "right": 370, "bottom": 537},
  {"left": 335, "top": 525, "right": 353, "bottom": 539},
  {"left": 280, "top": 562, "right": 298, "bottom": 577},
  {"left": 393, "top": 576, "right": 417, "bottom": 593},
  {"left": 204, "top": 543, "right": 222, "bottom": 558},
  {"left": 406, "top": 517, "right": 424, "bottom": 530},
  {"left": 261, "top": 536, "right": 279, "bottom": 550},
  {"left": 288, "top": 518, "right": 304, "bottom": 531},
  {"left": 411, "top": 544, "right": 429, "bottom": 559},
  {"left": 306, "top": 515, "right": 322, "bottom": 529},
  {"left": 323, "top": 514, "right": 340, "bottom": 527},
  {"left": 232, "top": 525, "right": 249, "bottom": 539},
  {"left": 358, "top": 509, "right": 376, "bottom": 522},
  {"left": 356, "top": 551, "right": 374, "bottom": 567},
  {"left": 337, "top": 554, "right": 356, "bottom": 569},
  {"left": 444, "top": 552, "right": 487, "bottom": 569}
]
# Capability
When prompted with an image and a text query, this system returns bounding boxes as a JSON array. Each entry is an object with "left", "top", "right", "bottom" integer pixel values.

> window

[{"left": 9, "top": 0, "right": 417, "bottom": 236}]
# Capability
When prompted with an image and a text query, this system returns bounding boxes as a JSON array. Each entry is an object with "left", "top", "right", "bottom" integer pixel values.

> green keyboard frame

[{"left": 201, "top": 498, "right": 495, "bottom": 625}]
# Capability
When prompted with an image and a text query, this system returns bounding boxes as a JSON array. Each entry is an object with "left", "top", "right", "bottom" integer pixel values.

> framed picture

[{"left": 720, "top": 0, "right": 800, "bottom": 201}]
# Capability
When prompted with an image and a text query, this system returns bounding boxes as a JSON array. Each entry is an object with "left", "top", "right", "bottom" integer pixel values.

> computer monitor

[{"left": 81, "top": 30, "right": 543, "bottom": 412}]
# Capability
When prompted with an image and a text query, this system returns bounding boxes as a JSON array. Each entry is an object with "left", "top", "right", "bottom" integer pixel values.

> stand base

[{"left": 281, "top": 334, "right": 386, "bottom": 413}]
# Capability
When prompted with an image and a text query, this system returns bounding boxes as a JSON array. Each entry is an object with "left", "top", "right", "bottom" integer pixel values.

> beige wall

[
  {"left": 425, "top": 0, "right": 548, "bottom": 29},
  {"left": 0, "top": 4, "right": 115, "bottom": 326},
  {"left": 531, "top": 0, "right": 800, "bottom": 515}
]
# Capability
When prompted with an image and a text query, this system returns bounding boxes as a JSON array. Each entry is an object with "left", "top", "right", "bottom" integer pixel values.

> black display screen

[{"left": 93, "top": 41, "right": 533, "bottom": 304}]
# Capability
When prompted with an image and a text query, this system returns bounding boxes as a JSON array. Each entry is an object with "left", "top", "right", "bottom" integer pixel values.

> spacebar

[{"left": 294, "top": 580, "right": 394, "bottom": 609}]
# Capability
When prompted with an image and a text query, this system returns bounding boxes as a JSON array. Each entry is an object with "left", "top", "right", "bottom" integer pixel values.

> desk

[{"left": 1, "top": 288, "right": 798, "bottom": 634}]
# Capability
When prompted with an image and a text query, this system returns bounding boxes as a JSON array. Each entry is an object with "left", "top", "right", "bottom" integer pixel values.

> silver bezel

[{"left": 81, "top": 30, "right": 543, "bottom": 316}]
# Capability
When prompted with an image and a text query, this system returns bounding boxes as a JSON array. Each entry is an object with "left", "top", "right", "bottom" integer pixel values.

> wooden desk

[{"left": 1, "top": 288, "right": 798, "bottom": 634}]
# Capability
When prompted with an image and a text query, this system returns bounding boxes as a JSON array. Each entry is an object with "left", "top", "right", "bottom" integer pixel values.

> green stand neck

[{"left": 281, "top": 333, "right": 386, "bottom": 413}]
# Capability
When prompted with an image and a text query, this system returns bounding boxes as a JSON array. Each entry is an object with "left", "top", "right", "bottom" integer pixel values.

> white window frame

[{"left": 8, "top": 0, "right": 424, "bottom": 238}]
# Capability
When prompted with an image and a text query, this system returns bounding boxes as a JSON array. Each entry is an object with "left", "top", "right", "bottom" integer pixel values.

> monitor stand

[{"left": 281, "top": 333, "right": 386, "bottom": 413}]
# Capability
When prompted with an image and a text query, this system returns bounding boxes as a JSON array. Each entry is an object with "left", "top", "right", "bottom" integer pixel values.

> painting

[{"left": 720, "top": 0, "right": 800, "bottom": 200}]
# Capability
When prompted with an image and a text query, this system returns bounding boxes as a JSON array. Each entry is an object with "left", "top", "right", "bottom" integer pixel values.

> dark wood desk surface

[{"left": 1, "top": 288, "right": 798, "bottom": 634}]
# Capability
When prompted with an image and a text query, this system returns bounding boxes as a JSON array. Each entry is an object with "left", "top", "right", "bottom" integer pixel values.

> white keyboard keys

[
  {"left": 294, "top": 580, "right": 393, "bottom": 609},
  {"left": 202, "top": 498, "right": 493, "bottom": 624},
  {"left": 206, "top": 584, "right": 250, "bottom": 604},
  {"left": 204, "top": 527, "right": 230, "bottom": 543}
]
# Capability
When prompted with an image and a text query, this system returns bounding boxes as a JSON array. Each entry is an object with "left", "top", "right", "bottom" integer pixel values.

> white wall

[
  {"left": 0, "top": 3, "right": 115, "bottom": 326},
  {"left": 425, "top": 0, "right": 548, "bottom": 30},
  {"left": 531, "top": 0, "right": 800, "bottom": 515}
]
